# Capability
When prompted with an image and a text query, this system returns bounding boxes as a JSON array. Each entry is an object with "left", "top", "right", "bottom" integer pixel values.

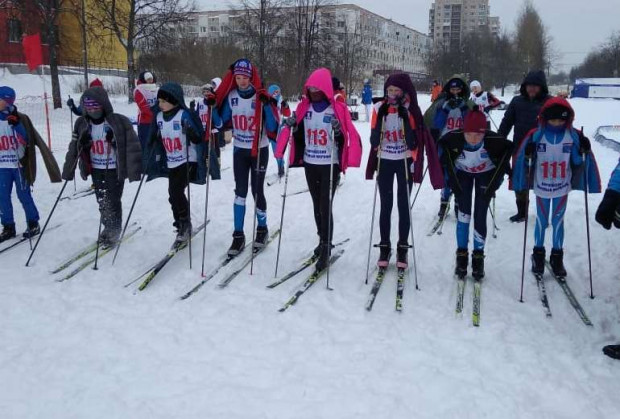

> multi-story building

[
  {"left": 188, "top": 3, "right": 431, "bottom": 81},
  {"left": 429, "top": 0, "right": 500, "bottom": 49}
]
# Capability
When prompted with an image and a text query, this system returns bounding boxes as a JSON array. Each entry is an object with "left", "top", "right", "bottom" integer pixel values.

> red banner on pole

[{"left": 22, "top": 34, "right": 44, "bottom": 72}]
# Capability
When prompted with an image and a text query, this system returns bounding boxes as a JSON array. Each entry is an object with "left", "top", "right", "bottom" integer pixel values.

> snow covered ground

[{"left": 1, "top": 77, "right": 620, "bottom": 418}]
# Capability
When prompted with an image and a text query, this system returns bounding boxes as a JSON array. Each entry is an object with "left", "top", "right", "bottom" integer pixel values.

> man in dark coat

[{"left": 498, "top": 70, "right": 551, "bottom": 222}]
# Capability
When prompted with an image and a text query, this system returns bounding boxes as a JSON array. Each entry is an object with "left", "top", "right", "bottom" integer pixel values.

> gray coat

[{"left": 62, "top": 87, "right": 142, "bottom": 182}]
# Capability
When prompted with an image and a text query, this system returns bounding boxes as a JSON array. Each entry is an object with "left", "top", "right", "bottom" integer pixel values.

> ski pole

[
  {"left": 489, "top": 113, "right": 499, "bottom": 131},
  {"left": 403, "top": 153, "right": 420, "bottom": 290},
  {"left": 26, "top": 143, "right": 84, "bottom": 266},
  {"left": 249, "top": 114, "right": 265, "bottom": 275},
  {"left": 93, "top": 129, "right": 113, "bottom": 270},
  {"left": 112, "top": 145, "right": 157, "bottom": 265},
  {"left": 69, "top": 96, "right": 76, "bottom": 192},
  {"left": 186, "top": 129, "right": 193, "bottom": 270},
  {"left": 489, "top": 196, "right": 499, "bottom": 239},
  {"left": 200, "top": 108, "right": 214, "bottom": 277},
  {"left": 410, "top": 166, "right": 428, "bottom": 210},
  {"left": 581, "top": 126, "right": 594, "bottom": 298},
  {"left": 519, "top": 156, "right": 532, "bottom": 303},
  {"left": 274, "top": 126, "right": 292, "bottom": 278},
  {"left": 364, "top": 117, "right": 385, "bottom": 285},
  {"left": 325, "top": 127, "right": 338, "bottom": 290}
]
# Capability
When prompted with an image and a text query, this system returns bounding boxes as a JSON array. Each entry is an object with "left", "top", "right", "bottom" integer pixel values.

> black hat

[
  {"left": 157, "top": 89, "right": 178, "bottom": 106},
  {"left": 542, "top": 104, "right": 570, "bottom": 121},
  {"left": 332, "top": 76, "right": 342, "bottom": 91}
]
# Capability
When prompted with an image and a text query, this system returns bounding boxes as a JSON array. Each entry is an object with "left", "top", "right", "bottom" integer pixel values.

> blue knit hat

[
  {"left": 233, "top": 59, "right": 253, "bottom": 78},
  {"left": 268, "top": 84, "right": 281, "bottom": 100},
  {"left": 0, "top": 86, "right": 16, "bottom": 106}
]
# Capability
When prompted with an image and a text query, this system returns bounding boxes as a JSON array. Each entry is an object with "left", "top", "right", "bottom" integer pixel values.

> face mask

[
  {"left": 387, "top": 94, "right": 401, "bottom": 105},
  {"left": 87, "top": 109, "right": 103, "bottom": 120}
]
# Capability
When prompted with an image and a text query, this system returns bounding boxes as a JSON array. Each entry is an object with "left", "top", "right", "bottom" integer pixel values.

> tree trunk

[
  {"left": 127, "top": 46, "right": 136, "bottom": 103},
  {"left": 48, "top": 22, "right": 62, "bottom": 109},
  {"left": 81, "top": 0, "right": 89, "bottom": 89}
]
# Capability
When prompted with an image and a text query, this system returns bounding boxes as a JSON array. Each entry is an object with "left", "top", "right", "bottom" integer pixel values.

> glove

[
  {"left": 67, "top": 98, "right": 75, "bottom": 108},
  {"left": 331, "top": 118, "right": 341, "bottom": 134},
  {"left": 579, "top": 134, "right": 591, "bottom": 154},
  {"left": 189, "top": 100, "right": 196, "bottom": 111},
  {"left": 397, "top": 105, "right": 409, "bottom": 120},
  {"left": 524, "top": 142, "right": 535, "bottom": 160},
  {"left": 205, "top": 92, "right": 216, "bottom": 106},
  {"left": 7, "top": 112, "right": 20, "bottom": 126},
  {"left": 447, "top": 98, "right": 457, "bottom": 109},
  {"left": 284, "top": 116, "right": 297, "bottom": 128},
  {"left": 256, "top": 89, "right": 270, "bottom": 104},
  {"left": 595, "top": 189, "right": 620, "bottom": 230}
]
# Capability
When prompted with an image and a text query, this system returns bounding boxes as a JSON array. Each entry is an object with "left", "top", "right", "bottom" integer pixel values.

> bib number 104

[{"left": 541, "top": 161, "right": 567, "bottom": 179}]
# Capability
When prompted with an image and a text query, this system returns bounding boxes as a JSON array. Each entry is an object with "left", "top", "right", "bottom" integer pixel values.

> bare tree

[
  {"left": 570, "top": 31, "right": 620, "bottom": 79},
  {"left": 65, "top": 0, "right": 89, "bottom": 88},
  {"left": 88, "top": 0, "right": 194, "bottom": 102},
  {"left": 337, "top": 16, "right": 363, "bottom": 94},
  {"left": 514, "top": 1, "right": 550, "bottom": 74}
]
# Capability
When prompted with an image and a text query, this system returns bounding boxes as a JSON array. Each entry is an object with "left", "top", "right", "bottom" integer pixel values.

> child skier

[
  {"left": 512, "top": 97, "right": 601, "bottom": 277},
  {"left": 438, "top": 110, "right": 512, "bottom": 278},
  {"left": 190, "top": 81, "right": 221, "bottom": 180},
  {"left": 0, "top": 86, "right": 61, "bottom": 242},
  {"left": 276, "top": 68, "right": 362, "bottom": 271},
  {"left": 365, "top": 73, "right": 443, "bottom": 268},
  {"left": 62, "top": 86, "right": 142, "bottom": 248},
  {"left": 134, "top": 71, "right": 159, "bottom": 155},
  {"left": 469, "top": 80, "right": 502, "bottom": 128},
  {"left": 432, "top": 76, "right": 474, "bottom": 219},
  {"left": 212, "top": 59, "right": 279, "bottom": 256},
  {"left": 145, "top": 82, "right": 207, "bottom": 245},
  {"left": 66, "top": 79, "right": 104, "bottom": 117},
  {"left": 268, "top": 84, "right": 290, "bottom": 178}
]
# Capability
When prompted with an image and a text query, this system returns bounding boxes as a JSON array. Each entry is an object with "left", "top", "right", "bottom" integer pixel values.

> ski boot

[
  {"left": 438, "top": 201, "right": 449, "bottom": 219},
  {"left": 531, "top": 247, "right": 545, "bottom": 275},
  {"left": 472, "top": 249, "right": 485, "bottom": 280},
  {"left": 510, "top": 200, "right": 527, "bottom": 223},
  {"left": 228, "top": 231, "right": 246, "bottom": 256},
  {"left": 603, "top": 344, "right": 620, "bottom": 360},
  {"left": 549, "top": 248, "right": 567, "bottom": 278},
  {"left": 315, "top": 242, "right": 331, "bottom": 272},
  {"left": 174, "top": 218, "right": 192, "bottom": 247},
  {"left": 376, "top": 242, "right": 391, "bottom": 268},
  {"left": 99, "top": 228, "right": 120, "bottom": 250},
  {"left": 22, "top": 221, "right": 40, "bottom": 239},
  {"left": 278, "top": 164, "right": 285, "bottom": 178},
  {"left": 396, "top": 242, "right": 410, "bottom": 269},
  {"left": 253, "top": 226, "right": 269, "bottom": 251},
  {"left": 455, "top": 248, "right": 468, "bottom": 278},
  {"left": 0, "top": 224, "right": 16, "bottom": 243}
]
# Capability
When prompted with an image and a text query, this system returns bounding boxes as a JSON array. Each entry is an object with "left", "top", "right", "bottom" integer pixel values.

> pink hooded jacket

[{"left": 275, "top": 68, "right": 362, "bottom": 173}]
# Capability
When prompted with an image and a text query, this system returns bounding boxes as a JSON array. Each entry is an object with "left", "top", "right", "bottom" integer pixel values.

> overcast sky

[{"left": 195, "top": 0, "right": 619, "bottom": 73}]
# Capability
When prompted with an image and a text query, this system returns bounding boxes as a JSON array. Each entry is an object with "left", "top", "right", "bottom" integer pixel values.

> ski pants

[
  {"left": 0, "top": 167, "right": 39, "bottom": 226},
  {"left": 137, "top": 123, "right": 150, "bottom": 172},
  {"left": 454, "top": 170, "right": 493, "bottom": 251},
  {"left": 377, "top": 158, "right": 413, "bottom": 245},
  {"left": 304, "top": 162, "right": 341, "bottom": 244},
  {"left": 233, "top": 146, "right": 268, "bottom": 231},
  {"left": 269, "top": 139, "right": 284, "bottom": 172},
  {"left": 168, "top": 163, "right": 196, "bottom": 225},
  {"left": 91, "top": 169, "right": 124, "bottom": 236},
  {"left": 534, "top": 195, "right": 567, "bottom": 250}
]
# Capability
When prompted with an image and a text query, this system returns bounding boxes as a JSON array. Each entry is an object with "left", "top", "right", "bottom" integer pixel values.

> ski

[
  {"left": 279, "top": 249, "right": 345, "bottom": 312},
  {"left": 284, "top": 188, "right": 309, "bottom": 197},
  {"left": 0, "top": 224, "right": 62, "bottom": 256},
  {"left": 455, "top": 275, "right": 466, "bottom": 314},
  {"left": 427, "top": 201, "right": 451, "bottom": 236},
  {"left": 51, "top": 222, "right": 139, "bottom": 274},
  {"left": 534, "top": 273, "right": 552, "bottom": 318},
  {"left": 395, "top": 268, "right": 406, "bottom": 312},
  {"left": 266, "top": 238, "right": 350, "bottom": 289},
  {"left": 472, "top": 279, "right": 482, "bottom": 326},
  {"left": 56, "top": 227, "right": 142, "bottom": 282},
  {"left": 366, "top": 262, "right": 390, "bottom": 311},
  {"left": 133, "top": 222, "right": 208, "bottom": 292},
  {"left": 60, "top": 188, "right": 95, "bottom": 201},
  {"left": 179, "top": 253, "right": 242, "bottom": 300},
  {"left": 545, "top": 261, "right": 593, "bottom": 326},
  {"left": 217, "top": 229, "right": 281, "bottom": 288}
]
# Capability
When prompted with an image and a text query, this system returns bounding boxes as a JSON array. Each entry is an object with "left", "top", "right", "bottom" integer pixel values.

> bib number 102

[{"left": 541, "top": 161, "right": 567, "bottom": 179}]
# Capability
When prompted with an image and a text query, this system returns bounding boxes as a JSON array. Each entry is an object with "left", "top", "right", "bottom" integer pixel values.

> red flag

[{"left": 22, "top": 34, "right": 43, "bottom": 72}]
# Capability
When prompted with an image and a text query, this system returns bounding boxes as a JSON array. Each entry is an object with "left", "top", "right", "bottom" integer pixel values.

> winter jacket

[
  {"left": 275, "top": 68, "right": 362, "bottom": 173},
  {"left": 144, "top": 82, "right": 209, "bottom": 185},
  {"left": 425, "top": 75, "right": 475, "bottom": 140},
  {"left": 608, "top": 159, "right": 620, "bottom": 193},
  {"left": 430, "top": 84, "right": 442, "bottom": 102},
  {"left": 62, "top": 87, "right": 142, "bottom": 183},
  {"left": 438, "top": 130, "right": 513, "bottom": 198},
  {"left": 511, "top": 97, "right": 601, "bottom": 194},
  {"left": 362, "top": 83, "right": 373, "bottom": 105},
  {"left": 498, "top": 70, "right": 551, "bottom": 144},
  {"left": 134, "top": 83, "right": 159, "bottom": 125},
  {"left": 1, "top": 106, "right": 61, "bottom": 185},
  {"left": 365, "top": 73, "right": 444, "bottom": 188}
]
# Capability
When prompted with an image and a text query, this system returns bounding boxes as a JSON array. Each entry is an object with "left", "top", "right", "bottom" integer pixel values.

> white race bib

[
  {"left": 89, "top": 122, "right": 117, "bottom": 170},
  {"left": 534, "top": 130, "right": 573, "bottom": 198},
  {"left": 229, "top": 90, "right": 268, "bottom": 149},
  {"left": 157, "top": 110, "right": 197, "bottom": 169},
  {"left": 0, "top": 120, "right": 20, "bottom": 169},
  {"left": 303, "top": 106, "right": 338, "bottom": 166}
]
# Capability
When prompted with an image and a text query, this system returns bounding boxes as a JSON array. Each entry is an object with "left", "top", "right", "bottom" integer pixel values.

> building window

[
  {"left": 201, "top": 27, "right": 206, "bottom": 33},
  {"left": 337, "top": 21, "right": 345, "bottom": 28},
  {"left": 8, "top": 19, "right": 22, "bottom": 43}
]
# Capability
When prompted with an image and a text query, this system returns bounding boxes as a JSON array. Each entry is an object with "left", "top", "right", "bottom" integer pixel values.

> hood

[
  {"left": 383, "top": 72, "right": 423, "bottom": 126},
  {"left": 304, "top": 68, "right": 335, "bottom": 102},
  {"left": 80, "top": 87, "right": 113, "bottom": 116},
  {"left": 538, "top": 96, "right": 574, "bottom": 127},
  {"left": 158, "top": 82, "right": 187, "bottom": 110},
  {"left": 442, "top": 74, "right": 470, "bottom": 98},
  {"left": 520, "top": 70, "right": 549, "bottom": 98}
]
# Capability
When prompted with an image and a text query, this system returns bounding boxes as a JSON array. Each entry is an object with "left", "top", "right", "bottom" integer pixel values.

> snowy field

[{"left": 1, "top": 75, "right": 620, "bottom": 418}]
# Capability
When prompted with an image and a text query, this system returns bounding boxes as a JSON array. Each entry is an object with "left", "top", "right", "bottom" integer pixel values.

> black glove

[
  {"left": 524, "top": 142, "right": 535, "bottom": 160},
  {"left": 281, "top": 100, "right": 289, "bottom": 109},
  {"left": 67, "top": 98, "right": 75, "bottom": 108},
  {"left": 595, "top": 189, "right": 620, "bottom": 230},
  {"left": 205, "top": 93, "right": 216, "bottom": 106},
  {"left": 331, "top": 118, "right": 341, "bottom": 134},
  {"left": 397, "top": 105, "right": 409, "bottom": 120},
  {"left": 7, "top": 112, "right": 20, "bottom": 126},
  {"left": 189, "top": 100, "right": 196, "bottom": 111},
  {"left": 447, "top": 98, "right": 457, "bottom": 109},
  {"left": 256, "top": 89, "right": 270, "bottom": 104},
  {"left": 579, "top": 134, "right": 591, "bottom": 154}
]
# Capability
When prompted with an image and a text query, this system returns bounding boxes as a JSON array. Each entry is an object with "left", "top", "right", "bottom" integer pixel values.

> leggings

[
  {"left": 233, "top": 146, "right": 268, "bottom": 231},
  {"left": 377, "top": 158, "right": 413, "bottom": 244},
  {"left": 535, "top": 195, "right": 567, "bottom": 249}
]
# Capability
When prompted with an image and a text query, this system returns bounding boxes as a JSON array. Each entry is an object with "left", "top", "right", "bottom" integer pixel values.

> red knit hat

[
  {"left": 90, "top": 78, "right": 103, "bottom": 88},
  {"left": 464, "top": 111, "right": 487, "bottom": 133}
]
